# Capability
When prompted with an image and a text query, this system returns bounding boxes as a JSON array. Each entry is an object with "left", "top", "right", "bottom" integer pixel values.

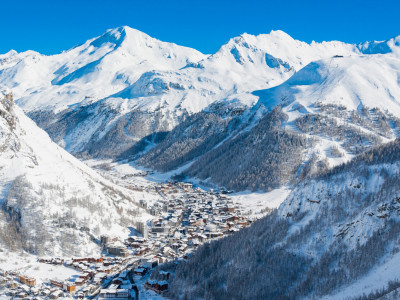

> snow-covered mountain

[
  {"left": 0, "top": 88, "right": 146, "bottom": 256},
  {"left": 1, "top": 26, "right": 400, "bottom": 192},
  {"left": 0, "top": 26, "right": 205, "bottom": 112},
  {"left": 1, "top": 25, "right": 400, "bottom": 299},
  {"left": 2, "top": 26, "right": 399, "bottom": 164},
  {"left": 256, "top": 54, "right": 400, "bottom": 115},
  {"left": 159, "top": 138, "right": 400, "bottom": 299},
  {"left": 137, "top": 54, "right": 400, "bottom": 191}
]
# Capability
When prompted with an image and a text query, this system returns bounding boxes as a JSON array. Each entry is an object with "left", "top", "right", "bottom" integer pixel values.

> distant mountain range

[
  {"left": 1, "top": 26, "right": 399, "bottom": 192},
  {"left": 1, "top": 26, "right": 400, "bottom": 299}
]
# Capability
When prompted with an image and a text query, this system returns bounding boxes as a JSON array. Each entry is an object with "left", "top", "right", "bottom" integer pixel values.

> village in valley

[{"left": 0, "top": 169, "right": 268, "bottom": 300}]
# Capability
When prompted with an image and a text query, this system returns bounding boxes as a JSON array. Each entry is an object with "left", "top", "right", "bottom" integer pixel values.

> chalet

[
  {"left": 226, "top": 215, "right": 239, "bottom": 222},
  {"left": 99, "top": 288, "right": 129, "bottom": 299},
  {"left": 39, "top": 258, "right": 64, "bottom": 265},
  {"left": 104, "top": 267, "right": 115, "bottom": 274},
  {"left": 72, "top": 258, "right": 88, "bottom": 263},
  {"left": 18, "top": 275, "right": 36, "bottom": 286},
  {"left": 75, "top": 278, "right": 88, "bottom": 286},
  {"left": 41, "top": 289, "right": 51, "bottom": 296},
  {"left": 145, "top": 280, "right": 169, "bottom": 293},
  {"left": 88, "top": 257, "right": 103, "bottom": 263},
  {"left": 16, "top": 292, "right": 27, "bottom": 298},
  {"left": 49, "top": 290, "right": 63, "bottom": 299},
  {"left": 50, "top": 280, "right": 63, "bottom": 288},
  {"left": 140, "top": 257, "right": 159, "bottom": 268},
  {"left": 31, "top": 286, "right": 40, "bottom": 295},
  {"left": 82, "top": 286, "right": 93, "bottom": 296},
  {"left": 93, "top": 272, "right": 107, "bottom": 284},
  {"left": 196, "top": 234, "right": 207, "bottom": 242},
  {"left": 189, "top": 219, "right": 204, "bottom": 226},
  {"left": 171, "top": 243, "right": 180, "bottom": 250},
  {"left": 237, "top": 219, "right": 249, "bottom": 226},
  {"left": 64, "top": 283, "right": 76, "bottom": 292},
  {"left": 133, "top": 266, "right": 147, "bottom": 276}
]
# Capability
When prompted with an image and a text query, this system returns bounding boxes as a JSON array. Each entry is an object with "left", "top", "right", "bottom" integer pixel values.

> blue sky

[{"left": 1, "top": 0, "right": 399, "bottom": 55}]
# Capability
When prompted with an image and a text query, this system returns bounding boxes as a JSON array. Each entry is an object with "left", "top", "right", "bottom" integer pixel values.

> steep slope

[
  {"left": 158, "top": 138, "right": 400, "bottom": 299},
  {"left": 138, "top": 54, "right": 400, "bottom": 191},
  {"left": 0, "top": 26, "right": 205, "bottom": 112},
  {"left": 139, "top": 105, "right": 308, "bottom": 191},
  {"left": 3, "top": 27, "right": 398, "bottom": 160},
  {"left": 257, "top": 55, "right": 400, "bottom": 115},
  {"left": 0, "top": 89, "right": 144, "bottom": 256},
  {"left": 2, "top": 27, "right": 400, "bottom": 194}
]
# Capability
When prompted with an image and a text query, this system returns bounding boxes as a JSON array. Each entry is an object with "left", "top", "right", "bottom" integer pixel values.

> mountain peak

[
  {"left": 88, "top": 25, "right": 158, "bottom": 49},
  {"left": 267, "top": 29, "right": 293, "bottom": 39},
  {"left": 0, "top": 49, "right": 18, "bottom": 57},
  {"left": 89, "top": 26, "right": 128, "bottom": 48}
]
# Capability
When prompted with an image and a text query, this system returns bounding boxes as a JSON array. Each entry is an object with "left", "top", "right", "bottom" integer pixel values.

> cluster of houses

[
  {"left": 144, "top": 280, "right": 168, "bottom": 293},
  {"left": 140, "top": 183, "right": 251, "bottom": 258},
  {"left": 98, "top": 269, "right": 137, "bottom": 300},
  {"left": 0, "top": 181, "right": 255, "bottom": 299},
  {"left": 0, "top": 269, "right": 73, "bottom": 299},
  {"left": 0, "top": 255, "right": 139, "bottom": 300},
  {"left": 98, "top": 182, "right": 252, "bottom": 295}
]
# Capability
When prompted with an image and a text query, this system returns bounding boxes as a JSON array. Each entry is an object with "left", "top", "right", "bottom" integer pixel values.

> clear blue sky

[{"left": 1, "top": 0, "right": 399, "bottom": 55}]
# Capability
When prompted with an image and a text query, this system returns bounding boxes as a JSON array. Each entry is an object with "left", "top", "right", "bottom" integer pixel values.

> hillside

[
  {"left": 139, "top": 54, "right": 400, "bottom": 191},
  {"left": 2, "top": 27, "right": 398, "bottom": 167},
  {"left": 157, "top": 138, "right": 400, "bottom": 299},
  {"left": 0, "top": 89, "right": 147, "bottom": 256},
  {"left": 1, "top": 24, "right": 400, "bottom": 300}
]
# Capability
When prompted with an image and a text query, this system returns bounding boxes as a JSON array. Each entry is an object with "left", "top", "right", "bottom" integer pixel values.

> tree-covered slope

[{"left": 156, "top": 138, "right": 400, "bottom": 299}]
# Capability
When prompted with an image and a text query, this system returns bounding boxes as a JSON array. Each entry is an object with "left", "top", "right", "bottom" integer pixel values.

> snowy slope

[
  {"left": 0, "top": 26, "right": 205, "bottom": 112},
  {"left": 135, "top": 54, "right": 400, "bottom": 192},
  {"left": 1, "top": 27, "right": 400, "bottom": 193},
  {"left": 0, "top": 89, "right": 149, "bottom": 256},
  {"left": 1, "top": 27, "right": 399, "bottom": 161},
  {"left": 256, "top": 55, "right": 400, "bottom": 115},
  {"left": 162, "top": 138, "right": 400, "bottom": 299}
]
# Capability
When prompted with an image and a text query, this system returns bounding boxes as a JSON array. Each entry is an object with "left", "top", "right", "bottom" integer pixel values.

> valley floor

[{"left": 0, "top": 159, "right": 287, "bottom": 300}]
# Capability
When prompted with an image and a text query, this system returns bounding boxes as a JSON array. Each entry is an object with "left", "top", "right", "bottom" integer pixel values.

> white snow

[
  {"left": 1, "top": 26, "right": 398, "bottom": 156},
  {"left": 322, "top": 250, "right": 400, "bottom": 299},
  {"left": 230, "top": 187, "right": 291, "bottom": 216}
]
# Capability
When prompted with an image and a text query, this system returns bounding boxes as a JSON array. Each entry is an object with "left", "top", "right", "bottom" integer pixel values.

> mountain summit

[{"left": 1, "top": 26, "right": 400, "bottom": 192}]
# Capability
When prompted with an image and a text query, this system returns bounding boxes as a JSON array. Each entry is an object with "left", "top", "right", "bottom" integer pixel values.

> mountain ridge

[
  {"left": 0, "top": 88, "right": 149, "bottom": 256},
  {"left": 1, "top": 26, "right": 400, "bottom": 193}
]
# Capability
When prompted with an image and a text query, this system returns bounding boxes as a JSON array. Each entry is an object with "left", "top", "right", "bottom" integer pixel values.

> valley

[
  {"left": 0, "top": 160, "right": 277, "bottom": 300},
  {"left": 0, "top": 24, "right": 400, "bottom": 300}
]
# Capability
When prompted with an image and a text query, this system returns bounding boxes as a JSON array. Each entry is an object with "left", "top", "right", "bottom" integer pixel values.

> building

[
  {"left": 106, "top": 245, "right": 129, "bottom": 257},
  {"left": 64, "top": 283, "right": 76, "bottom": 292},
  {"left": 145, "top": 280, "right": 169, "bottom": 293},
  {"left": 151, "top": 225, "right": 169, "bottom": 234},
  {"left": 133, "top": 266, "right": 147, "bottom": 276},
  {"left": 139, "top": 200, "right": 147, "bottom": 208},
  {"left": 18, "top": 275, "right": 36, "bottom": 286},
  {"left": 99, "top": 289, "right": 129, "bottom": 299},
  {"left": 100, "top": 235, "right": 110, "bottom": 245},
  {"left": 136, "top": 221, "right": 148, "bottom": 239}
]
